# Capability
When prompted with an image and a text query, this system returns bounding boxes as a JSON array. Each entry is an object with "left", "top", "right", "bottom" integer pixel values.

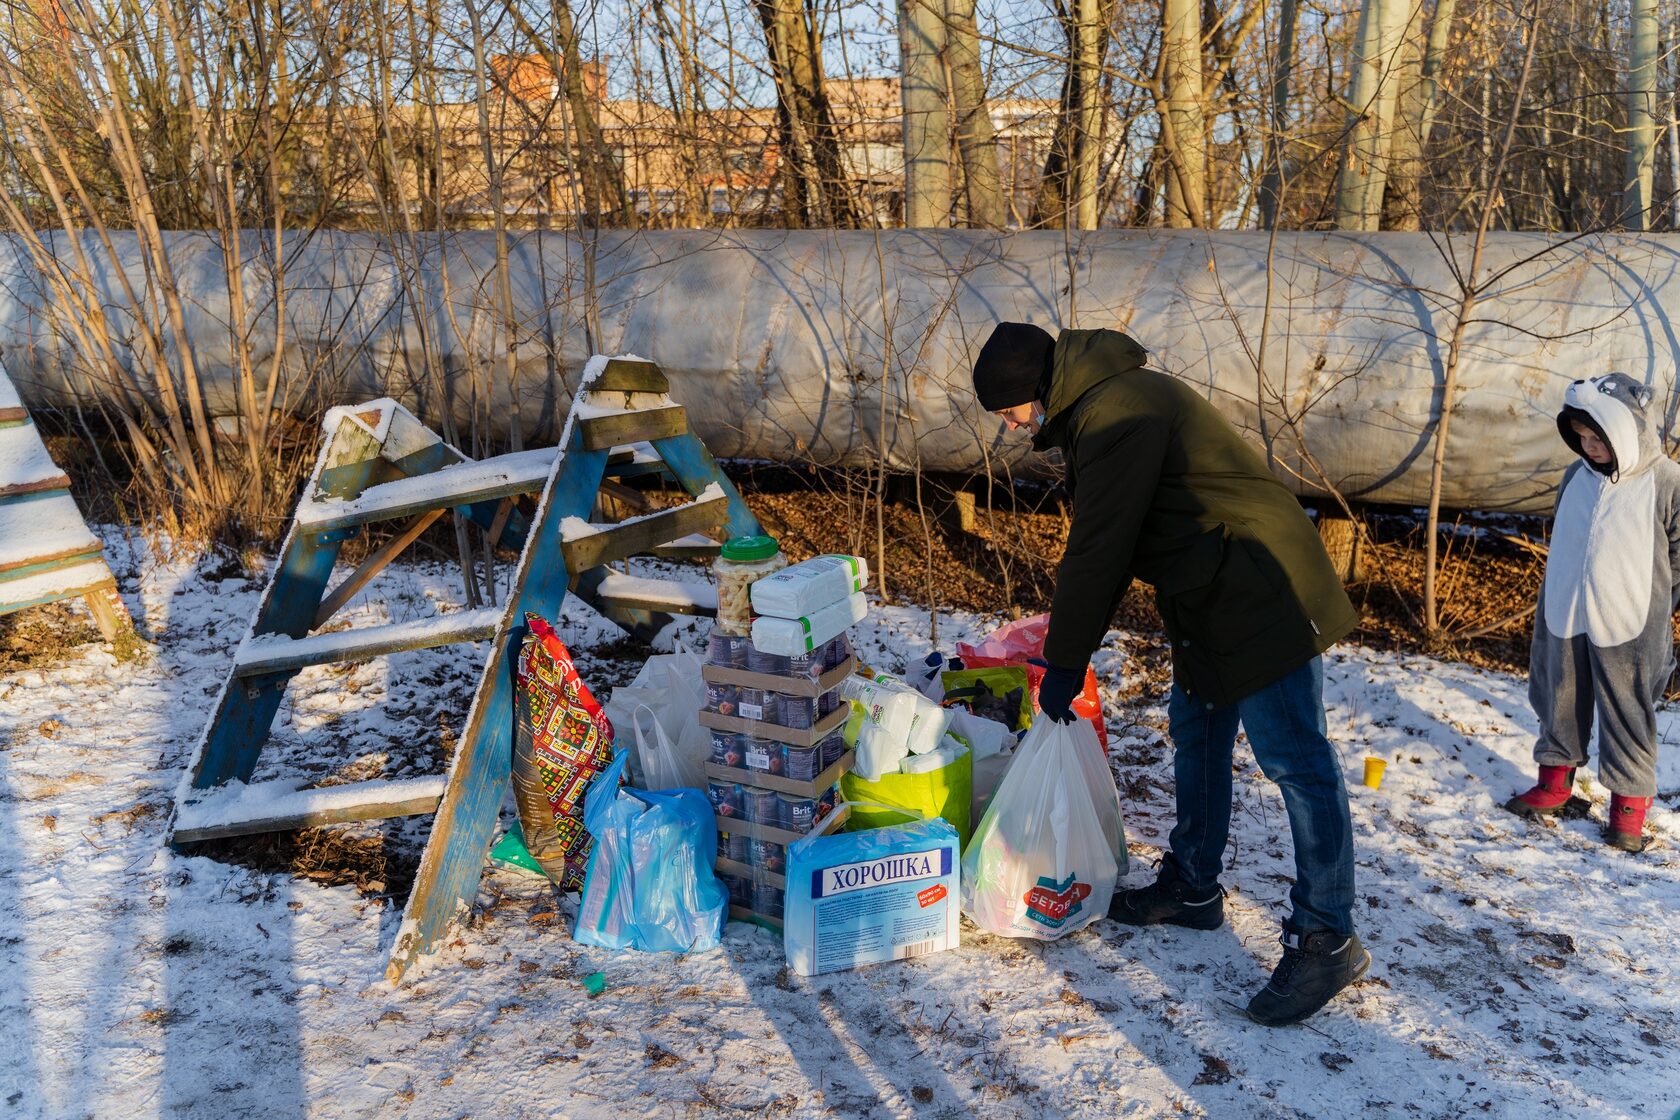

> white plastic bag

[
  {"left": 632, "top": 704, "right": 704, "bottom": 790},
  {"left": 604, "top": 643, "right": 708, "bottom": 789},
  {"left": 960, "top": 717, "right": 1125, "bottom": 940}
]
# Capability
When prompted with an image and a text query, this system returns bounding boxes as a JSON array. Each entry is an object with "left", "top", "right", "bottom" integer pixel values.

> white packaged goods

[
  {"left": 853, "top": 723, "right": 909, "bottom": 782},
  {"left": 784, "top": 812, "right": 960, "bottom": 976},
  {"left": 899, "top": 740, "right": 967, "bottom": 775},
  {"left": 750, "top": 591, "right": 868, "bottom": 656},
  {"left": 749, "top": 554, "right": 869, "bottom": 620},
  {"left": 960, "top": 718, "right": 1126, "bottom": 940}
]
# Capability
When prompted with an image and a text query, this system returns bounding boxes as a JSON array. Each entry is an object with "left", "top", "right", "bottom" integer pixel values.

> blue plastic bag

[{"left": 573, "top": 750, "right": 728, "bottom": 953}]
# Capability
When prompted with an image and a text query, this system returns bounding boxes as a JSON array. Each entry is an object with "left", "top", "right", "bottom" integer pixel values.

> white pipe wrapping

[{"left": 4, "top": 228, "right": 1679, "bottom": 513}]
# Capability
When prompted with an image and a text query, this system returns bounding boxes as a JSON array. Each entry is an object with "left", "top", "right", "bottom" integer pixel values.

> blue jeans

[{"left": 1166, "top": 657, "right": 1355, "bottom": 936}]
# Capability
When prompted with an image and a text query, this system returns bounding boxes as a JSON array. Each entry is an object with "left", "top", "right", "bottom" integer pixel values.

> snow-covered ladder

[
  {"left": 169, "top": 357, "right": 760, "bottom": 981},
  {"left": 0, "top": 361, "right": 133, "bottom": 640}
]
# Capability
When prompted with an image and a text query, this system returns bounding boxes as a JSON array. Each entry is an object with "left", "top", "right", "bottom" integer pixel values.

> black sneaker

[
  {"left": 1108, "top": 854, "right": 1225, "bottom": 930},
  {"left": 1246, "top": 929, "right": 1372, "bottom": 1027}
]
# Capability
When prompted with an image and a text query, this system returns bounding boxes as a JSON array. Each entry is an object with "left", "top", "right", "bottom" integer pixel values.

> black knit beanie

[{"left": 972, "top": 322, "right": 1055, "bottom": 411}]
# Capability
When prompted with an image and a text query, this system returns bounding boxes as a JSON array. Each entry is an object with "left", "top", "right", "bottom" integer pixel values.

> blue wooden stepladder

[{"left": 168, "top": 357, "right": 761, "bottom": 981}]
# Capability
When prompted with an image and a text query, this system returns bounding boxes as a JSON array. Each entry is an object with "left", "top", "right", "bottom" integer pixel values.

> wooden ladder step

[
  {"left": 560, "top": 487, "right": 730, "bottom": 573},
  {"left": 585, "top": 573, "right": 719, "bottom": 616},
  {"left": 233, "top": 606, "right": 505, "bottom": 677},
  {"left": 297, "top": 448, "right": 560, "bottom": 532},
  {"left": 172, "top": 774, "right": 448, "bottom": 843},
  {"left": 576, "top": 405, "right": 688, "bottom": 452}
]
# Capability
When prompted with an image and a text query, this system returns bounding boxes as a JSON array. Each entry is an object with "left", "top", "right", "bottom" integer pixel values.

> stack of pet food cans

[{"left": 700, "top": 552, "right": 867, "bottom": 928}]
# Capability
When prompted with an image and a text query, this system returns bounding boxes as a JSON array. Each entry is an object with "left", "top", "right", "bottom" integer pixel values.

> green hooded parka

[{"left": 1034, "top": 329, "right": 1358, "bottom": 705}]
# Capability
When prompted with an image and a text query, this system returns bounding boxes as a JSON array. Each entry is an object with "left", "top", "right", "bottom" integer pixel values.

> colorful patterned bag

[{"left": 511, "top": 614, "right": 617, "bottom": 893}]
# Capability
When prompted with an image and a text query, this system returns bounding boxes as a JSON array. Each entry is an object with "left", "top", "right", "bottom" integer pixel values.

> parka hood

[{"left": 1031, "top": 329, "right": 1150, "bottom": 452}]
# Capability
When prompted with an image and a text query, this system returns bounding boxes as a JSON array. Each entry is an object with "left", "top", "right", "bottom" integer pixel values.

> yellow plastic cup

[{"left": 1362, "top": 756, "right": 1387, "bottom": 789}]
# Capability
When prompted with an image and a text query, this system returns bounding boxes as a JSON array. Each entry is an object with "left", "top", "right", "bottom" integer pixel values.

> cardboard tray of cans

[
  {"left": 698, "top": 703, "right": 848, "bottom": 749},
  {"left": 716, "top": 855, "right": 784, "bottom": 889},
  {"left": 704, "top": 746, "right": 854, "bottom": 798},
  {"left": 700, "top": 654, "right": 857, "bottom": 698},
  {"left": 716, "top": 805, "right": 851, "bottom": 931}
]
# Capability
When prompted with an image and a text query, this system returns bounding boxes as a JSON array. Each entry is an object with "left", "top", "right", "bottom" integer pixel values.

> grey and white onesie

[{"left": 1530, "top": 372, "right": 1680, "bottom": 798}]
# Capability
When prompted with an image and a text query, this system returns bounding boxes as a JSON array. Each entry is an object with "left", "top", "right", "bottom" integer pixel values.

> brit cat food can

[
  {"left": 711, "top": 731, "right": 744, "bottom": 768},
  {"left": 819, "top": 731, "right": 847, "bottom": 770},
  {"left": 705, "top": 680, "right": 738, "bottom": 716},
  {"left": 743, "top": 785, "right": 781, "bottom": 826},
  {"left": 736, "top": 687, "right": 781, "bottom": 725},
  {"left": 708, "top": 780, "right": 743, "bottom": 820},
  {"left": 750, "top": 838, "right": 786, "bottom": 874},
  {"left": 743, "top": 735, "right": 783, "bottom": 775},
  {"left": 787, "top": 650, "right": 823, "bottom": 681},
  {"left": 780, "top": 696, "right": 817, "bottom": 730},
  {"left": 778, "top": 793, "right": 817, "bottom": 834},
  {"left": 784, "top": 742, "right": 822, "bottom": 782},
  {"left": 747, "top": 643, "right": 789, "bottom": 675},
  {"left": 752, "top": 883, "right": 785, "bottom": 920},
  {"left": 708, "top": 629, "right": 749, "bottom": 668},
  {"left": 719, "top": 831, "right": 749, "bottom": 863}
]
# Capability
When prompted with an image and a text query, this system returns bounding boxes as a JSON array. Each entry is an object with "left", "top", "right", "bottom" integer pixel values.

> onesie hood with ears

[{"left": 1557, "top": 372, "right": 1659, "bottom": 481}]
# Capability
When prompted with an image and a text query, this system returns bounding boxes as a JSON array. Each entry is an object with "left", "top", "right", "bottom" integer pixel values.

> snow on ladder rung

[
  {"left": 296, "top": 447, "right": 560, "bottom": 532},
  {"left": 233, "top": 606, "right": 505, "bottom": 677},
  {"left": 172, "top": 775, "right": 449, "bottom": 843},
  {"left": 587, "top": 573, "right": 719, "bottom": 616}
]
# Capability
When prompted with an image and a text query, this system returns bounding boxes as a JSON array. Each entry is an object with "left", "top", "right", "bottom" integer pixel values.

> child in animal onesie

[{"left": 1507, "top": 372, "right": 1678, "bottom": 851}]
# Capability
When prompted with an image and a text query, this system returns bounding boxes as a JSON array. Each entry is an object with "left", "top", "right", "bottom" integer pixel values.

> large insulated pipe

[{"left": 2, "top": 228, "right": 1678, "bottom": 513}]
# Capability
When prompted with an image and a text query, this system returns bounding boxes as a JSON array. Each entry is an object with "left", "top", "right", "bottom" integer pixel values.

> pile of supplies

[
  {"left": 508, "top": 530, "right": 1129, "bottom": 976},
  {"left": 700, "top": 538, "right": 865, "bottom": 926}
]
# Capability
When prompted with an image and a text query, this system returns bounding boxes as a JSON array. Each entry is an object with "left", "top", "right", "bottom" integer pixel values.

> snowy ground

[{"left": 2, "top": 529, "right": 1678, "bottom": 1120}]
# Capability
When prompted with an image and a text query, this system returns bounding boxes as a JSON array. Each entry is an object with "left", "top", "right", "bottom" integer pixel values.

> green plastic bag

[
  {"left": 939, "top": 666, "right": 1034, "bottom": 731},
  {"left": 840, "top": 744, "right": 974, "bottom": 847}
]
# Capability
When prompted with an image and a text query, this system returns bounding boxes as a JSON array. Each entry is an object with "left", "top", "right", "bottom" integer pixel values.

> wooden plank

[
  {"left": 560, "top": 492, "right": 728, "bottom": 574},
  {"left": 647, "top": 538, "right": 721, "bottom": 561},
  {"left": 82, "top": 586, "right": 133, "bottom": 643},
  {"left": 589, "top": 358, "right": 669, "bottom": 393},
  {"left": 234, "top": 607, "right": 504, "bottom": 676},
  {"left": 0, "top": 545, "right": 106, "bottom": 581},
  {"left": 598, "top": 477, "right": 652, "bottom": 512},
  {"left": 386, "top": 443, "right": 609, "bottom": 983},
  {"left": 172, "top": 775, "right": 447, "bottom": 843},
  {"left": 0, "top": 475, "right": 70, "bottom": 501},
  {"left": 313, "top": 510, "right": 445, "bottom": 628},
  {"left": 650, "top": 431, "right": 763, "bottom": 541},
  {"left": 0, "top": 575, "right": 117, "bottom": 618},
  {"left": 298, "top": 448, "right": 557, "bottom": 532},
  {"left": 586, "top": 571, "right": 718, "bottom": 616},
  {"left": 576, "top": 406, "right": 687, "bottom": 453},
  {"left": 0, "top": 407, "right": 27, "bottom": 426}
]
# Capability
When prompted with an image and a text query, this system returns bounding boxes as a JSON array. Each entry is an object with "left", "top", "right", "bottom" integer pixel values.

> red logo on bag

[
  {"left": 917, "top": 883, "right": 948, "bottom": 908},
  {"left": 1023, "top": 875, "right": 1091, "bottom": 926}
]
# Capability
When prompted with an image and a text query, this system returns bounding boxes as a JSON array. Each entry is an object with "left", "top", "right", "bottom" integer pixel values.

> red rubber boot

[
  {"left": 1606, "top": 794, "right": 1654, "bottom": 852},
  {"left": 1504, "top": 765, "right": 1577, "bottom": 818}
]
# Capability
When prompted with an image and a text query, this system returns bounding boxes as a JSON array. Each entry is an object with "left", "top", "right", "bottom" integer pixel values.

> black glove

[{"left": 1036, "top": 664, "right": 1083, "bottom": 724}]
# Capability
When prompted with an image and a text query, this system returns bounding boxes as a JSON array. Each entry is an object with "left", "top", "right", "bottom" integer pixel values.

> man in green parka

[{"left": 972, "top": 322, "right": 1368, "bottom": 1027}]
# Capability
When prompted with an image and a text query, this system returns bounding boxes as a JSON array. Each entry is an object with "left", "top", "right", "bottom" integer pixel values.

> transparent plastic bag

[{"left": 959, "top": 717, "right": 1125, "bottom": 940}]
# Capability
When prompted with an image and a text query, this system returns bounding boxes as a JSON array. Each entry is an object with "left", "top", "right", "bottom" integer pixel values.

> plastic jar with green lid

[{"left": 713, "top": 534, "right": 786, "bottom": 635}]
